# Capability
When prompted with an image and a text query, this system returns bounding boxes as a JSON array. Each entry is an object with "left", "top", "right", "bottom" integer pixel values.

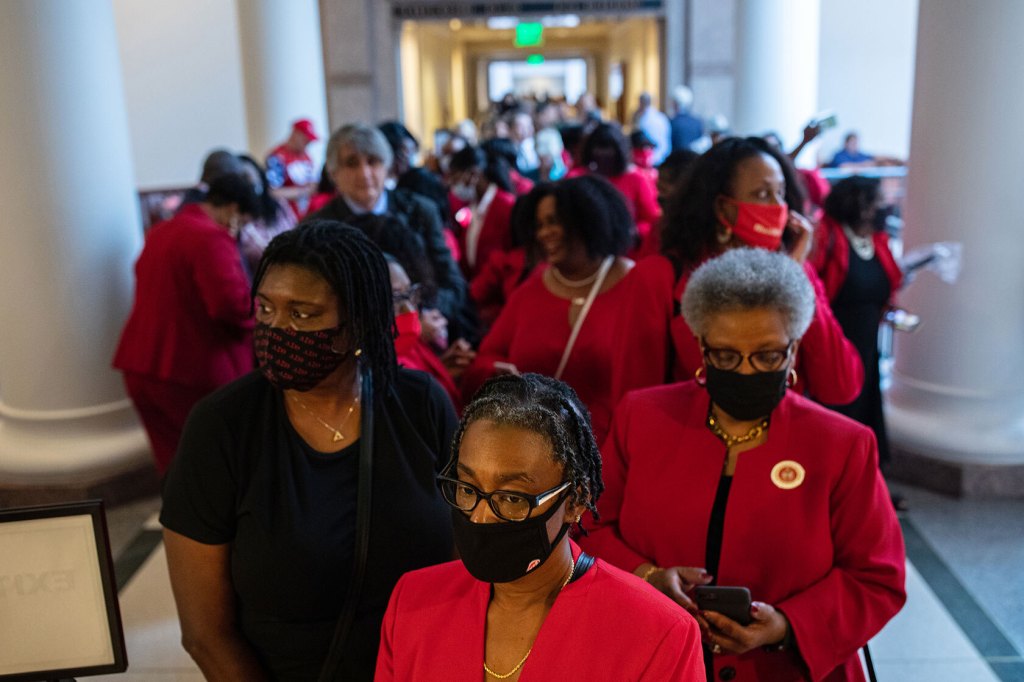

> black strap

[
  {"left": 863, "top": 643, "right": 878, "bottom": 682},
  {"left": 569, "top": 552, "right": 595, "bottom": 583},
  {"left": 318, "top": 372, "right": 374, "bottom": 682}
]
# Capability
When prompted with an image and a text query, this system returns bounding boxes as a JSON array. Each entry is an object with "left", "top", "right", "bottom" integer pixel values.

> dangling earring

[
  {"left": 694, "top": 366, "right": 706, "bottom": 386},
  {"left": 716, "top": 229, "right": 731, "bottom": 245},
  {"left": 787, "top": 368, "right": 798, "bottom": 388}
]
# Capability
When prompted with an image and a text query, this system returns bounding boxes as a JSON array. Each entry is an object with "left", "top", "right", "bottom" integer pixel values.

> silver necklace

[{"left": 843, "top": 226, "right": 875, "bottom": 260}]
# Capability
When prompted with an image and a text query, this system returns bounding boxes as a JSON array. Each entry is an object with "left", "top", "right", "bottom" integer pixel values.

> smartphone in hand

[{"left": 694, "top": 586, "right": 752, "bottom": 625}]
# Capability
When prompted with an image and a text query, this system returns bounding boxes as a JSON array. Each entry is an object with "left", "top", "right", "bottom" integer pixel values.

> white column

[
  {"left": 236, "top": 0, "right": 329, "bottom": 165},
  {"left": 0, "top": 0, "right": 149, "bottom": 482},
  {"left": 733, "top": 0, "right": 820, "bottom": 145},
  {"left": 887, "top": 0, "right": 1024, "bottom": 470}
]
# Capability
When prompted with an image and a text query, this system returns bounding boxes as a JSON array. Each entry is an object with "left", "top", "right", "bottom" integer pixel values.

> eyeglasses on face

[
  {"left": 701, "top": 339, "right": 794, "bottom": 373},
  {"left": 391, "top": 283, "right": 423, "bottom": 308},
  {"left": 436, "top": 475, "right": 570, "bottom": 522}
]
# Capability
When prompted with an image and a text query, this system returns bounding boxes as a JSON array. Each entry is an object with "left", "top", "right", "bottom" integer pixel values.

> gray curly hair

[
  {"left": 325, "top": 123, "right": 394, "bottom": 173},
  {"left": 681, "top": 248, "right": 815, "bottom": 340}
]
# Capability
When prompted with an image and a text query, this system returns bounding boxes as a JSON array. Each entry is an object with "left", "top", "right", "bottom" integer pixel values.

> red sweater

[
  {"left": 582, "top": 383, "right": 906, "bottom": 681},
  {"left": 376, "top": 541, "right": 705, "bottom": 681},
  {"left": 113, "top": 204, "right": 253, "bottom": 389}
]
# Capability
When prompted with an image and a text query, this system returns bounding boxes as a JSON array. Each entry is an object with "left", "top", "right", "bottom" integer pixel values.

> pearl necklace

[
  {"left": 843, "top": 225, "right": 875, "bottom": 260},
  {"left": 483, "top": 556, "right": 576, "bottom": 679},
  {"left": 549, "top": 264, "right": 602, "bottom": 288}
]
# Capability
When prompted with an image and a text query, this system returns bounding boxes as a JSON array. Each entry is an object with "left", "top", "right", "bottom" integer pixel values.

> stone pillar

[
  {"left": 0, "top": 1, "right": 150, "bottom": 487},
  {"left": 886, "top": 0, "right": 1024, "bottom": 497},
  {"left": 733, "top": 0, "right": 820, "bottom": 144},
  {"left": 236, "top": 0, "right": 329, "bottom": 163}
]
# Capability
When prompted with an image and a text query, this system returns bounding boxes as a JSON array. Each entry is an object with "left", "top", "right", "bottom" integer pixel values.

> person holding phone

[
  {"left": 582, "top": 248, "right": 906, "bottom": 681},
  {"left": 375, "top": 374, "right": 705, "bottom": 681},
  {"left": 609, "top": 136, "right": 865, "bottom": 410}
]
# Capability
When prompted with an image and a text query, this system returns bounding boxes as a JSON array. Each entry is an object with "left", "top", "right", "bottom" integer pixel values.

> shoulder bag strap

[
  {"left": 318, "top": 371, "right": 375, "bottom": 682},
  {"left": 569, "top": 552, "right": 596, "bottom": 583},
  {"left": 554, "top": 256, "right": 614, "bottom": 380}
]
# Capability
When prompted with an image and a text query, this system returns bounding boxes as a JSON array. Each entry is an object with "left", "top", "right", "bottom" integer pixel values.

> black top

[
  {"left": 703, "top": 475, "right": 733, "bottom": 582},
  {"left": 160, "top": 369, "right": 457, "bottom": 681}
]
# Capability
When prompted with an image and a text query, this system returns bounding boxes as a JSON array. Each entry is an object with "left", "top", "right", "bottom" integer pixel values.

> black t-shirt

[{"left": 161, "top": 369, "right": 457, "bottom": 681}]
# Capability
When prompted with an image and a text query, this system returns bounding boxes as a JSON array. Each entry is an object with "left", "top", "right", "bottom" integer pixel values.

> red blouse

[
  {"left": 581, "top": 382, "right": 906, "bottom": 681},
  {"left": 376, "top": 541, "right": 705, "bottom": 681},
  {"left": 463, "top": 267, "right": 663, "bottom": 444},
  {"left": 396, "top": 341, "right": 461, "bottom": 413}
]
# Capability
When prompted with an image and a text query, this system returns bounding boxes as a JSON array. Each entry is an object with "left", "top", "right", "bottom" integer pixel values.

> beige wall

[
  {"left": 112, "top": 0, "right": 249, "bottom": 188},
  {"left": 606, "top": 17, "right": 663, "bottom": 124}
]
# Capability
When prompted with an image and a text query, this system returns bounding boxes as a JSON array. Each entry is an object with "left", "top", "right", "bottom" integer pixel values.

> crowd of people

[{"left": 112, "top": 92, "right": 915, "bottom": 680}]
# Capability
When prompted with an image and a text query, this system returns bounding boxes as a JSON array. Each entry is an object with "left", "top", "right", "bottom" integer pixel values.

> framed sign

[{"left": 0, "top": 500, "right": 127, "bottom": 681}]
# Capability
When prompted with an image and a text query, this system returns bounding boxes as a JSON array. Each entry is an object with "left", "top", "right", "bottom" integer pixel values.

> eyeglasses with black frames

[
  {"left": 701, "top": 339, "right": 795, "bottom": 373},
  {"left": 436, "top": 475, "right": 571, "bottom": 522},
  {"left": 391, "top": 283, "right": 423, "bottom": 309}
]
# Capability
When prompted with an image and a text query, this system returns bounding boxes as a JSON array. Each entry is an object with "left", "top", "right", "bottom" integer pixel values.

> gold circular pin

[{"left": 770, "top": 460, "right": 805, "bottom": 490}]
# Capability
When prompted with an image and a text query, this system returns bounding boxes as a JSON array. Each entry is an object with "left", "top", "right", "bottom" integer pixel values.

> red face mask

[
  {"left": 633, "top": 148, "right": 656, "bottom": 169},
  {"left": 718, "top": 197, "right": 788, "bottom": 251},
  {"left": 393, "top": 310, "right": 422, "bottom": 355}
]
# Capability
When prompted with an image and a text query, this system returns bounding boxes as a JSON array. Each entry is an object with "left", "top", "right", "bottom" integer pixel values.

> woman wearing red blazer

[
  {"left": 810, "top": 176, "right": 903, "bottom": 470},
  {"left": 582, "top": 249, "right": 905, "bottom": 682},
  {"left": 376, "top": 374, "right": 705, "bottom": 681},
  {"left": 113, "top": 175, "right": 259, "bottom": 473},
  {"left": 610, "top": 136, "right": 864, "bottom": 410},
  {"left": 448, "top": 145, "right": 518, "bottom": 281}
]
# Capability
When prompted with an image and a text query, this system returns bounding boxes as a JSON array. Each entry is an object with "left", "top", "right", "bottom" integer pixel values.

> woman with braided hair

[
  {"left": 376, "top": 373, "right": 705, "bottom": 681},
  {"left": 161, "top": 221, "right": 456, "bottom": 681}
]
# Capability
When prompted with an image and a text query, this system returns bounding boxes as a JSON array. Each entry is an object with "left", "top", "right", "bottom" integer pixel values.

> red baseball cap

[{"left": 292, "top": 118, "right": 319, "bottom": 142}]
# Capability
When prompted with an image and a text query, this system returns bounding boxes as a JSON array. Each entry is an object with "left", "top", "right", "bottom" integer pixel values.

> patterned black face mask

[{"left": 253, "top": 322, "right": 347, "bottom": 392}]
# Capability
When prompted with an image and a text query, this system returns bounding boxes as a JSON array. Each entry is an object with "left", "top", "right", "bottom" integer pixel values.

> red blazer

[
  {"left": 459, "top": 186, "right": 516, "bottom": 280},
  {"left": 463, "top": 267, "right": 656, "bottom": 444},
  {"left": 376, "top": 541, "right": 705, "bottom": 681},
  {"left": 582, "top": 383, "right": 906, "bottom": 682},
  {"left": 811, "top": 216, "right": 903, "bottom": 303},
  {"left": 674, "top": 259, "right": 864, "bottom": 404},
  {"left": 113, "top": 204, "right": 253, "bottom": 390}
]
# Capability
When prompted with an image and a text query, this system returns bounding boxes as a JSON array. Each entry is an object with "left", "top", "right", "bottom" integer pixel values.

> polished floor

[{"left": 92, "top": 483, "right": 1024, "bottom": 681}]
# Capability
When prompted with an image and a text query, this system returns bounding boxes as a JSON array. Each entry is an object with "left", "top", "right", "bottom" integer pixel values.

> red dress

[
  {"left": 396, "top": 341, "right": 462, "bottom": 413},
  {"left": 468, "top": 248, "right": 532, "bottom": 332},
  {"left": 581, "top": 382, "right": 906, "bottom": 681},
  {"left": 375, "top": 541, "right": 705, "bottom": 681},
  {"left": 113, "top": 204, "right": 253, "bottom": 470},
  {"left": 463, "top": 267, "right": 662, "bottom": 444}
]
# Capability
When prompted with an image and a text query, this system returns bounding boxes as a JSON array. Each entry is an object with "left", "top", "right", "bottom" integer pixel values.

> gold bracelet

[{"left": 640, "top": 565, "right": 661, "bottom": 582}]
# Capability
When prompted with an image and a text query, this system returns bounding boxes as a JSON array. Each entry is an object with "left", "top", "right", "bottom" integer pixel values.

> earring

[
  {"left": 694, "top": 366, "right": 706, "bottom": 386},
  {"left": 575, "top": 514, "right": 582, "bottom": 524},
  {"left": 716, "top": 229, "right": 731, "bottom": 245},
  {"left": 354, "top": 348, "right": 363, "bottom": 358},
  {"left": 787, "top": 368, "right": 798, "bottom": 388}
]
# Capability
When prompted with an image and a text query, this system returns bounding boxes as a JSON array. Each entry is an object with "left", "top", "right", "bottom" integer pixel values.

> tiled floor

[{"left": 76, "top": 485, "right": 1024, "bottom": 680}]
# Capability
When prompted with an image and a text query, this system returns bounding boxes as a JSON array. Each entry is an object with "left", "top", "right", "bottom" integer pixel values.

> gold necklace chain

[
  {"left": 483, "top": 556, "right": 576, "bottom": 679},
  {"left": 289, "top": 391, "right": 360, "bottom": 443},
  {"left": 706, "top": 410, "right": 769, "bottom": 448}
]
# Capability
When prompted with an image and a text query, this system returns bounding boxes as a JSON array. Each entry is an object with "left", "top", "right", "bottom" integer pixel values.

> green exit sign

[
  {"left": 526, "top": 54, "right": 545, "bottom": 65},
  {"left": 515, "top": 22, "right": 544, "bottom": 47}
]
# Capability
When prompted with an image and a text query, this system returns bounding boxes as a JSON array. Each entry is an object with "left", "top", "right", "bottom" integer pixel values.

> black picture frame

[{"left": 0, "top": 500, "right": 128, "bottom": 681}]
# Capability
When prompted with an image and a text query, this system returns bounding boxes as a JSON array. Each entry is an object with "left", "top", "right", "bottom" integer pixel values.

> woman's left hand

[
  {"left": 702, "top": 601, "right": 789, "bottom": 655},
  {"left": 784, "top": 210, "right": 814, "bottom": 264}
]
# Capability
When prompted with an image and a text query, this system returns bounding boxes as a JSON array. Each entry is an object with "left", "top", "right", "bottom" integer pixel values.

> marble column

[
  {"left": 886, "top": 0, "right": 1024, "bottom": 496},
  {"left": 0, "top": 0, "right": 149, "bottom": 484},
  {"left": 236, "top": 0, "right": 329, "bottom": 162},
  {"left": 733, "top": 0, "right": 820, "bottom": 145}
]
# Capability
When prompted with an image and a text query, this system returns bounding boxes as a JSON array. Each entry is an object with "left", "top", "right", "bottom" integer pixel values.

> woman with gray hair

[{"left": 581, "top": 248, "right": 906, "bottom": 682}]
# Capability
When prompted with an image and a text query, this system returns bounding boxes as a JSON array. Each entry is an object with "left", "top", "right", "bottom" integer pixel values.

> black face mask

[
  {"left": 705, "top": 365, "right": 788, "bottom": 421},
  {"left": 451, "top": 493, "right": 570, "bottom": 584},
  {"left": 872, "top": 205, "right": 897, "bottom": 233}
]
